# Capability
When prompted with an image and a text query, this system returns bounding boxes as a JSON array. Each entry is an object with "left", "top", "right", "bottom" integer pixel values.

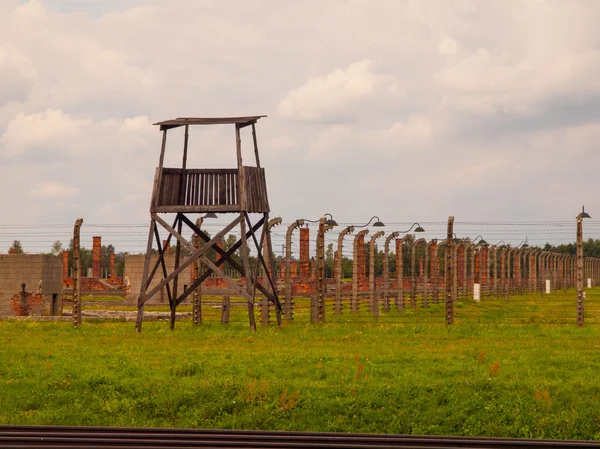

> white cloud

[
  {"left": 387, "top": 115, "right": 435, "bottom": 146},
  {"left": 0, "top": 0, "right": 600, "bottom": 233},
  {"left": 0, "top": 109, "right": 88, "bottom": 157},
  {"left": 277, "top": 60, "right": 400, "bottom": 122},
  {"left": 29, "top": 181, "right": 80, "bottom": 199}
]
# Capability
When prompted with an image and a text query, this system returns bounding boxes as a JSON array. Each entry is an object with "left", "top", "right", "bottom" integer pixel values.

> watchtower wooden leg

[
  {"left": 136, "top": 218, "right": 156, "bottom": 332},
  {"left": 239, "top": 213, "right": 256, "bottom": 331}
]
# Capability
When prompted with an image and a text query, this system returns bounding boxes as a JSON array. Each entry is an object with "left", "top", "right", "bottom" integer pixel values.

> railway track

[{"left": 0, "top": 426, "right": 599, "bottom": 448}]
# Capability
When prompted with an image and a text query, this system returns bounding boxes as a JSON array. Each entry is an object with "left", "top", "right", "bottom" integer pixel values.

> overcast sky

[{"left": 1, "top": 0, "right": 600, "bottom": 249}]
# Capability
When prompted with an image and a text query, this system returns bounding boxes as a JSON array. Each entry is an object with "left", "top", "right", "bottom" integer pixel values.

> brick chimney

[
  {"left": 62, "top": 250, "right": 69, "bottom": 278},
  {"left": 92, "top": 236, "right": 101, "bottom": 278},
  {"left": 109, "top": 252, "right": 115, "bottom": 279}
]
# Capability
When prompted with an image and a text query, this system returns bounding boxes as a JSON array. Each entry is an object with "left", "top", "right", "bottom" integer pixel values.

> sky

[{"left": 1, "top": 0, "right": 600, "bottom": 252}]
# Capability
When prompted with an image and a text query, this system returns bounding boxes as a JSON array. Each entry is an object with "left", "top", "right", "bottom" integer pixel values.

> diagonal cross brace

[
  {"left": 178, "top": 215, "right": 278, "bottom": 307},
  {"left": 138, "top": 214, "right": 244, "bottom": 306},
  {"left": 175, "top": 217, "right": 264, "bottom": 306}
]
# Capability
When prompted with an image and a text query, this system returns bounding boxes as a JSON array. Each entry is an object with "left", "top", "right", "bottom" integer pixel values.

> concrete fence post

[
  {"left": 335, "top": 226, "right": 354, "bottom": 314},
  {"left": 383, "top": 232, "right": 399, "bottom": 312},
  {"left": 285, "top": 220, "right": 304, "bottom": 320},
  {"left": 352, "top": 230, "right": 369, "bottom": 312},
  {"left": 72, "top": 218, "right": 83, "bottom": 328},
  {"left": 369, "top": 231, "right": 385, "bottom": 313},
  {"left": 445, "top": 216, "right": 454, "bottom": 324}
]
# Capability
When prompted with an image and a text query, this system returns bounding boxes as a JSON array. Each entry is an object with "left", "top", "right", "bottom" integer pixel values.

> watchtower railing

[{"left": 153, "top": 167, "right": 269, "bottom": 213}]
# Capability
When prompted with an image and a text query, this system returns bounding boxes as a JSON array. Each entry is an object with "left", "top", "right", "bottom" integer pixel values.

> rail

[{"left": 1, "top": 425, "right": 599, "bottom": 448}]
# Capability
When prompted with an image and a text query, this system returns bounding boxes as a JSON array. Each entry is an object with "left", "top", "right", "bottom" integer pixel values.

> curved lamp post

[
  {"left": 261, "top": 217, "right": 282, "bottom": 326},
  {"left": 383, "top": 232, "right": 399, "bottom": 311},
  {"left": 354, "top": 216, "right": 385, "bottom": 228},
  {"left": 411, "top": 238, "right": 427, "bottom": 308},
  {"left": 392, "top": 223, "right": 425, "bottom": 310},
  {"left": 335, "top": 226, "right": 354, "bottom": 314},
  {"left": 284, "top": 219, "right": 304, "bottom": 320},
  {"left": 368, "top": 231, "right": 385, "bottom": 313},
  {"left": 352, "top": 229, "right": 370, "bottom": 312}
]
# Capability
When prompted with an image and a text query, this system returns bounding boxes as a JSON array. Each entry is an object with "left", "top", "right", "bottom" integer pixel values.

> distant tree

[
  {"left": 325, "top": 243, "right": 334, "bottom": 278},
  {"left": 8, "top": 240, "right": 23, "bottom": 254},
  {"left": 50, "top": 240, "right": 63, "bottom": 256}
]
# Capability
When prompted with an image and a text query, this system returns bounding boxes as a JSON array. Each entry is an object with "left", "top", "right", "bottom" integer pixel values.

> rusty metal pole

[
  {"left": 445, "top": 216, "right": 454, "bottom": 324},
  {"left": 285, "top": 220, "right": 304, "bottom": 320},
  {"left": 72, "top": 218, "right": 83, "bottom": 328},
  {"left": 383, "top": 232, "right": 399, "bottom": 312},
  {"left": 335, "top": 226, "right": 354, "bottom": 314},
  {"left": 368, "top": 231, "right": 385, "bottom": 314},
  {"left": 352, "top": 230, "right": 369, "bottom": 312}
]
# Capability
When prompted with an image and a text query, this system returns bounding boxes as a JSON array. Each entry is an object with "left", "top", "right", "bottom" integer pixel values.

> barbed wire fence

[{"left": 1, "top": 217, "right": 600, "bottom": 326}]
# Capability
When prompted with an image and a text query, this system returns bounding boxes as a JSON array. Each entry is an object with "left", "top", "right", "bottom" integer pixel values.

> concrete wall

[
  {"left": 0, "top": 255, "right": 63, "bottom": 316},
  {"left": 125, "top": 254, "right": 193, "bottom": 304}
]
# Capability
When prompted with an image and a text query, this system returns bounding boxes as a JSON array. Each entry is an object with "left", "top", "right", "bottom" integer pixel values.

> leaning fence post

[
  {"left": 72, "top": 217, "right": 83, "bottom": 328},
  {"left": 445, "top": 216, "right": 454, "bottom": 324}
]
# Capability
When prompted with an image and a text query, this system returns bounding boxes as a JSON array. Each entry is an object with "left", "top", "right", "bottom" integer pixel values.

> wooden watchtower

[{"left": 135, "top": 116, "right": 281, "bottom": 331}]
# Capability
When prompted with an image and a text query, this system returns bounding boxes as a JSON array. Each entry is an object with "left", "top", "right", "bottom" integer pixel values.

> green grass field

[{"left": 2, "top": 289, "right": 600, "bottom": 439}]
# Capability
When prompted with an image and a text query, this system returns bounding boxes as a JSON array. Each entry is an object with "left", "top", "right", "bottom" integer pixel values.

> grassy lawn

[{"left": 2, "top": 288, "right": 600, "bottom": 439}]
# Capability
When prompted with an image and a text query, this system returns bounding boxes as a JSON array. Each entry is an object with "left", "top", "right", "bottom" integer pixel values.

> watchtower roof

[{"left": 154, "top": 116, "right": 266, "bottom": 131}]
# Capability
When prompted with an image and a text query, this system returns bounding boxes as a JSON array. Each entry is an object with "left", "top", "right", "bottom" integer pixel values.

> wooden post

[
  {"left": 72, "top": 218, "right": 83, "bottom": 328},
  {"left": 336, "top": 226, "right": 354, "bottom": 314},
  {"left": 192, "top": 217, "right": 203, "bottom": 326},
  {"left": 240, "top": 214, "right": 256, "bottom": 332},
  {"left": 221, "top": 296, "right": 230, "bottom": 324},
  {"left": 285, "top": 220, "right": 303, "bottom": 320},
  {"left": 369, "top": 231, "right": 384, "bottom": 313},
  {"left": 445, "top": 216, "right": 454, "bottom": 324},
  {"left": 352, "top": 230, "right": 369, "bottom": 312},
  {"left": 383, "top": 232, "right": 399, "bottom": 312}
]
